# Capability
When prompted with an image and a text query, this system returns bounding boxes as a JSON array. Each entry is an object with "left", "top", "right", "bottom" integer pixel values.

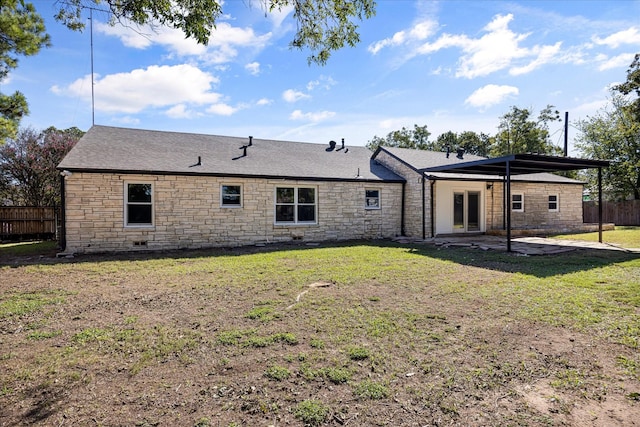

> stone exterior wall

[
  {"left": 374, "top": 149, "right": 584, "bottom": 237},
  {"left": 486, "top": 181, "right": 584, "bottom": 231},
  {"left": 63, "top": 172, "right": 403, "bottom": 253},
  {"left": 373, "top": 151, "right": 428, "bottom": 238}
]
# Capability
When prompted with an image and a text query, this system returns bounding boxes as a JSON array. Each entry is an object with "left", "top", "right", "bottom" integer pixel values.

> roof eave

[{"left": 56, "top": 167, "right": 406, "bottom": 184}]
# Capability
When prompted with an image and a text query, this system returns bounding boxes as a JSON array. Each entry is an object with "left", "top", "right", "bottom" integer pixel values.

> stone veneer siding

[
  {"left": 486, "top": 181, "right": 584, "bottom": 231},
  {"left": 63, "top": 172, "right": 403, "bottom": 253},
  {"left": 373, "top": 150, "right": 428, "bottom": 238}
]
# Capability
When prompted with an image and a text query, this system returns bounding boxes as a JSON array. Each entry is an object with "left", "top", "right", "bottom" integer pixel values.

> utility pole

[{"left": 564, "top": 111, "right": 568, "bottom": 157}]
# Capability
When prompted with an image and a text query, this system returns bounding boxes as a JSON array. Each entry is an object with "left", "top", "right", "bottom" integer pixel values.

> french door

[{"left": 453, "top": 191, "right": 480, "bottom": 232}]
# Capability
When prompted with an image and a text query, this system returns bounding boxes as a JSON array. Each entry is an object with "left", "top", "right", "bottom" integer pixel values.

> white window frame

[
  {"left": 274, "top": 186, "right": 317, "bottom": 225},
  {"left": 511, "top": 193, "right": 524, "bottom": 212},
  {"left": 220, "top": 184, "right": 242, "bottom": 208},
  {"left": 365, "top": 188, "right": 381, "bottom": 210},
  {"left": 124, "top": 182, "right": 154, "bottom": 227},
  {"left": 548, "top": 194, "right": 559, "bottom": 212}
]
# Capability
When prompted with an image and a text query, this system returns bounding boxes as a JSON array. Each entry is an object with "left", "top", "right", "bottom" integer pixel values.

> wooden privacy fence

[
  {"left": 0, "top": 206, "right": 59, "bottom": 240},
  {"left": 583, "top": 200, "right": 640, "bottom": 226}
]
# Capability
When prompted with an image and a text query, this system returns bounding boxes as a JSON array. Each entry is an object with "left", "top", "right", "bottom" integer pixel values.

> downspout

[
  {"left": 401, "top": 181, "right": 406, "bottom": 236},
  {"left": 59, "top": 173, "right": 66, "bottom": 251},
  {"left": 430, "top": 178, "right": 436, "bottom": 238},
  {"left": 422, "top": 175, "right": 426, "bottom": 240}
]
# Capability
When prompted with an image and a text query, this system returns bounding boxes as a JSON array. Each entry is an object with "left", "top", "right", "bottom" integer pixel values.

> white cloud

[
  {"left": 96, "top": 21, "right": 271, "bottom": 64},
  {"left": 282, "top": 89, "right": 310, "bottom": 103},
  {"left": 368, "top": 19, "right": 438, "bottom": 54},
  {"left": 373, "top": 13, "right": 562, "bottom": 78},
  {"left": 368, "top": 31, "right": 408, "bottom": 55},
  {"left": 51, "top": 64, "right": 221, "bottom": 114},
  {"left": 166, "top": 104, "right": 199, "bottom": 119},
  {"left": 592, "top": 27, "right": 640, "bottom": 48},
  {"left": 306, "top": 75, "right": 337, "bottom": 91},
  {"left": 206, "top": 103, "right": 238, "bottom": 116},
  {"left": 453, "top": 14, "right": 531, "bottom": 78},
  {"left": 112, "top": 116, "right": 140, "bottom": 125},
  {"left": 95, "top": 22, "right": 152, "bottom": 49},
  {"left": 597, "top": 53, "right": 636, "bottom": 71},
  {"left": 264, "top": 2, "right": 294, "bottom": 28},
  {"left": 289, "top": 110, "right": 335, "bottom": 122},
  {"left": 245, "top": 62, "right": 261, "bottom": 75},
  {"left": 256, "top": 98, "right": 272, "bottom": 106},
  {"left": 465, "top": 84, "right": 519, "bottom": 109},
  {"left": 509, "top": 42, "right": 562, "bottom": 75}
]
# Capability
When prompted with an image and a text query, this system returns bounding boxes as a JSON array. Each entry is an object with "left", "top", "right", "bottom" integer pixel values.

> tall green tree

[
  {"left": 54, "top": 0, "right": 376, "bottom": 65},
  {"left": 0, "top": 126, "right": 82, "bottom": 206},
  {"left": 434, "top": 130, "right": 493, "bottom": 157},
  {"left": 459, "top": 131, "right": 493, "bottom": 157},
  {"left": 434, "top": 131, "right": 456, "bottom": 153},
  {"left": 576, "top": 94, "right": 640, "bottom": 201},
  {"left": 492, "top": 105, "right": 563, "bottom": 156},
  {"left": 366, "top": 124, "right": 431, "bottom": 151},
  {"left": 612, "top": 53, "right": 640, "bottom": 123},
  {"left": 0, "top": 0, "right": 50, "bottom": 142}
]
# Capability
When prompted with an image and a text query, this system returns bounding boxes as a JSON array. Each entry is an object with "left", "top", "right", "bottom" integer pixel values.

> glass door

[
  {"left": 453, "top": 191, "right": 481, "bottom": 232},
  {"left": 453, "top": 192, "right": 465, "bottom": 230},
  {"left": 467, "top": 191, "right": 480, "bottom": 231}
]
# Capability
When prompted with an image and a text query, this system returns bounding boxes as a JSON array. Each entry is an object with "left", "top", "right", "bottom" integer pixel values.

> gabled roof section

[
  {"left": 373, "top": 146, "right": 590, "bottom": 184},
  {"left": 372, "top": 145, "right": 487, "bottom": 173},
  {"left": 58, "top": 126, "right": 405, "bottom": 183}
]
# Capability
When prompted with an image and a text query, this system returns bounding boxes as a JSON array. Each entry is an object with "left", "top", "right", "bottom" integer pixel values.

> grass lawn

[
  {"left": 553, "top": 226, "right": 640, "bottom": 249},
  {"left": 0, "top": 240, "right": 58, "bottom": 257},
  {"left": 1, "top": 241, "right": 639, "bottom": 426}
]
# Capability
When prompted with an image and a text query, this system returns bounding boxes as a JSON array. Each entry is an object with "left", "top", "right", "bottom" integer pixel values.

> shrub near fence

[
  {"left": 0, "top": 207, "right": 59, "bottom": 240},
  {"left": 583, "top": 200, "right": 640, "bottom": 226}
]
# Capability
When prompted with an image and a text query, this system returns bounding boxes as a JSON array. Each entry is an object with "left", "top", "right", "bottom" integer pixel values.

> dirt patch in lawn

[{"left": 1, "top": 243, "right": 639, "bottom": 426}]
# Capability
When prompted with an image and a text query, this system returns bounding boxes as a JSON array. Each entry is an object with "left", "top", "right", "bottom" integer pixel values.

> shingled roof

[
  {"left": 58, "top": 126, "right": 405, "bottom": 183},
  {"left": 374, "top": 146, "right": 583, "bottom": 184}
]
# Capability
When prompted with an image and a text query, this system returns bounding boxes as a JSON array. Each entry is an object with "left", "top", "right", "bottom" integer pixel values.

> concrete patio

[{"left": 394, "top": 235, "right": 640, "bottom": 256}]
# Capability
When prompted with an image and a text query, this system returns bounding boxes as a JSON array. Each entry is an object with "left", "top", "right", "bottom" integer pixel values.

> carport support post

[
  {"left": 506, "top": 161, "right": 512, "bottom": 252},
  {"left": 598, "top": 167, "right": 603, "bottom": 243},
  {"left": 59, "top": 173, "right": 66, "bottom": 251}
]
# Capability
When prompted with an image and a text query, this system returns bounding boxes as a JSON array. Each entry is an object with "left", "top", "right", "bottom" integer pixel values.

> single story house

[{"left": 57, "top": 125, "right": 602, "bottom": 253}]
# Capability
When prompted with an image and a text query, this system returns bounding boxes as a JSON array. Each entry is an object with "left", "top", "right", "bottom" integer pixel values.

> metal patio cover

[{"left": 423, "top": 153, "right": 610, "bottom": 252}]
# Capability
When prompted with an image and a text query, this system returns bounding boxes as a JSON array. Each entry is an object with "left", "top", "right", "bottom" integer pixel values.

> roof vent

[
  {"left": 456, "top": 147, "right": 465, "bottom": 160},
  {"left": 327, "top": 140, "right": 337, "bottom": 151},
  {"left": 233, "top": 146, "right": 247, "bottom": 160},
  {"left": 189, "top": 156, "right": 202, "bottom": 167},
  {"left": 446, "top": 145, "right": 451, "bottom": 158},
  {"left": 248, "top": 135, "right": 253, "bottom": 146}
]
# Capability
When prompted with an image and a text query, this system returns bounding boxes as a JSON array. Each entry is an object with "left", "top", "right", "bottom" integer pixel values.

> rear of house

[
  {"left": 373, "top": 146, "right": 585, "bottom": 238},
  {"left": 58, "top": 126, "right": 591, "bottom": 254},
  {"left": 58, "top": 126, "right": 405, "bottom": 253}
]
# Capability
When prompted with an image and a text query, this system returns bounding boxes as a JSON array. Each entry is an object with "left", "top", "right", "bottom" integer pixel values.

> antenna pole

[{"left": 90, "top": 7, "right": 95, "bottom": 126}]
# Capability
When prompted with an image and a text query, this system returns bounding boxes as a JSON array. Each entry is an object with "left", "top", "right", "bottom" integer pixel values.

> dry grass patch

[{"left": 1, "top": 241, "right": 639, "bottom": 426}]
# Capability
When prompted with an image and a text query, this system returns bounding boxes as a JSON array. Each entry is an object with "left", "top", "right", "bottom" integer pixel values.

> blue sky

[{"left": 5, "top": 0, "right": 640, "bottom": 152}]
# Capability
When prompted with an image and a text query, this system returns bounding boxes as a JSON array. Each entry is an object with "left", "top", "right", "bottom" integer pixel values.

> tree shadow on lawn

[
  {"left": 1, "top": 238, "right": 637, "bottom": 279},
  {"left": 406, "top": 242, "right": 640, "bottom": 278},
  {"left": 6, "top": 382, "right": 69, "bottom": 427}
]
